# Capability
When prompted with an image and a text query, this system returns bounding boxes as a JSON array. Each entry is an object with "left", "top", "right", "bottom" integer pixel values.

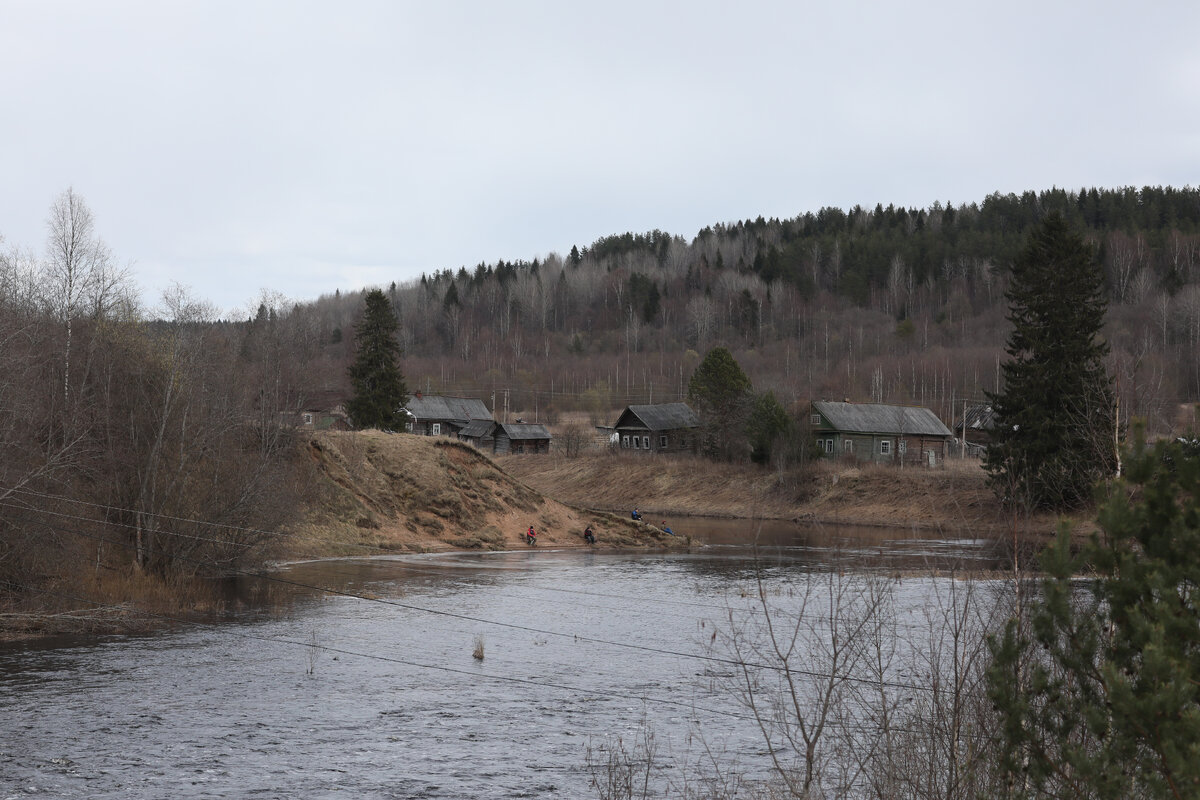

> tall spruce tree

[
  {"left": 987, "top": 433, "right": 1200, "bottom": 798},
  {"left": 687, "top": 346, "right": 752, "bottom": 459},
  {"left": 984, "top": 213, "right": 1116, "bottom": 510},
  {"left": 346, "top": 290, "right": 409, "bottom": 430}
]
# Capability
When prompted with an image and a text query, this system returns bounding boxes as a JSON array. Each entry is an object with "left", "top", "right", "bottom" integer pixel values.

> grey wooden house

[
  {"left": 457, "top": 420, "right": 551, "bottom": 454},
  {"left": 403, "top": 394, "right": 492, "bottom": 437},
  {"left": 612, "top": 402, "right": 700, "bottom": 454},
  {"left": 810, "top": 400, "right": 953, "bottom": 467},
  {"left": 496, "top": 422, "right": 551, "bottom": 455}
]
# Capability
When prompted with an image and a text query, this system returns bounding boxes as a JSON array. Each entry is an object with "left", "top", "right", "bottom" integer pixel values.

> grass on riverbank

[{"left": 499, "top": 449, "right": 1075, "bottom": 536}]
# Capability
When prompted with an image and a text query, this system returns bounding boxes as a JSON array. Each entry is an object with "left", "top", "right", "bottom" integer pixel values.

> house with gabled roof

[
  {"left": 810, "top": 400, "right": 953, "bottom": 467},
  {"left": 404, "top": 394, "right": 492, "bottom": 437},
  {"left": 612, "top": 402, "right": 700, "bottom": 454},
  {"left": 456, "top": 419, "right": 551, "bottom": 454},
  {"left": 495, "top": 422, "right": 551, "bottom": 455}
]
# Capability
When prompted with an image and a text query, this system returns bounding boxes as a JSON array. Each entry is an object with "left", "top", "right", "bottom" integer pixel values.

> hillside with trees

[
  {"left": 3, "top": 185, "right": 1200, "bottom": 618},
  {"left": 290, "top": 186, "right": 1200, "bottom": 438}
]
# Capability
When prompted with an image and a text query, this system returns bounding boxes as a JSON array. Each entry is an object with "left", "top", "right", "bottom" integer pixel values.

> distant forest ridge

[
  {"left": 410, "top": 185, "right": 1200, "bottom": 304},
  {"left": 295, "top": 185, "right": 1200, "bottom": 434}
]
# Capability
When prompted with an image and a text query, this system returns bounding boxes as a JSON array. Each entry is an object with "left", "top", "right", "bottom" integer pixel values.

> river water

[{"left": 0, "top": 522, "right": 1005, "bottom": 799}]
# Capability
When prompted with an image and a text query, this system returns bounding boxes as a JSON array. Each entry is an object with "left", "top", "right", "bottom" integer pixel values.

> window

[
  {"left": 405, "top": 422, "right": 413, "bottom": 432},
  {"left": 898, "top": 439, "right": 907, "bottom": 454},
  {"left": 811, "top": 413, "right": 821, "bottom": 425},
  {"left": 843, "top": 439, "right": 853, "bottom": 453},
  {"left": 622, "top": 435, "right": 630, "bottom": 448},
  {"left": 825, "top": 438, "right": 834, "bottom": 453},
  {"left": 302, "top": 413, "right": 313, "bottom": 426},
  {"left": 642, "top": 436, "right": 651, "bottom": 449},
  {"left": 880, "top": 440, "right": 891, "bottom": 455},
  {"left": 632, "top": 436, "right": 640, "bottom": 449},
  {"left": 431, "top": 423, "right": 441, "bottom": 436},
  {"left": 659, "top": 435, "right": 668, "bottom": 449}
]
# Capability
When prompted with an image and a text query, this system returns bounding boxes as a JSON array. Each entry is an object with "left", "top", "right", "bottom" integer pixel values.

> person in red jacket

[{"left": 525, "top": 525, "right": 537, "bottom": 545}]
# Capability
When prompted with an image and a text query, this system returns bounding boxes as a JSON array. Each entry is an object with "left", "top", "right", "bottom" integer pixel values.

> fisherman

[
  {"left": 584, "top": 525, "right": 596, "bottom": 545},
  {"left": 661, "top": 521, "right": 675, "bottom": 536}
]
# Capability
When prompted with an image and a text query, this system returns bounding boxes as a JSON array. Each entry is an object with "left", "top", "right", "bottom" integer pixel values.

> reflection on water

[{"left": 0, "top": 521, "right": 1006, "bottom": 799}]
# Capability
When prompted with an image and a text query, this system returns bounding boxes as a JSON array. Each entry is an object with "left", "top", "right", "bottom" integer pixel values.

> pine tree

[
  {"left": 346, "top": 290, "right": 409, "bottom": 430},
  {"left": 984, "top": 213, "right": 1115, "bottom": 510},
  {"left": 987, "top": 432, "right": 1200, "bottom": 798}
]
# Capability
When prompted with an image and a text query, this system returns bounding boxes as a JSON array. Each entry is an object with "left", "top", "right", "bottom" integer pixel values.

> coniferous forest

[
  {"left": 319, "top": 185, "right": 1200, "bottom": 434},
  {"left": 3, "top": 185, "right": 1200, "bottom": 598}
]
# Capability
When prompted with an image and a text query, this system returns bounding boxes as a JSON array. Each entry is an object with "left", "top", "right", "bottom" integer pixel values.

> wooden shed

[
  {"left": 612, "top": 402, "right": 700, "bottom": 454},
  {"left": 810, "top": 400, "right": 953, "bottom": 467}
]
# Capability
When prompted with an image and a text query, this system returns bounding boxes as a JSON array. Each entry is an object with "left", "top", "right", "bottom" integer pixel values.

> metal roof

[
  {"left": 404, "top": 395, "right": 492, "bottom": 424},
  {"left": 615, "top": 402, "right": 700, "bottom": 431},
  {"left": 499, "top": 423, "right": 551, "bottom": 440},
  {"left": 458, "top": 419, "right": 496, "bottom": 438},
  {"left": 962, "top": 404, "right": 997, "bottom": 431},
  {"left": 812, "top": 401, "right": 952, "bottom": 437}
]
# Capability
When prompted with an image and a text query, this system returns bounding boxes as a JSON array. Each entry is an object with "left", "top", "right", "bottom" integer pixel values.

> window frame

[
  {"left": 659, "top": 435, "right": 668, "bottom": 449},
  {"left": 811, "top": 413, "right": 821, "bottom": 425},
  {"left": 431, "top": 422, "right": 441, "bottom": 436},
  {"left": 880, "top": 439, "right": 892, "bottom": 456}
]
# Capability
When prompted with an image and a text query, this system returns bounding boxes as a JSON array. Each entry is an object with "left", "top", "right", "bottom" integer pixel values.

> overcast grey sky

[{"left": 2, "top": 1, "right": 1198, "bottom": 316}]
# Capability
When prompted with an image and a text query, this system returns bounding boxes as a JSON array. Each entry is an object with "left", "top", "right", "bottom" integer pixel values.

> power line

[
  {"left": 5, "top": 578, "right": 985, "bottom": 742},
  {"left": 0, "top": 579, "right": 754, "bottom": 724},
  {"left": 7, "top": 511, "right": 952, "bottom": 697},
  {"left": 2, "top": 487, "right": 771, "bottom": 615}
]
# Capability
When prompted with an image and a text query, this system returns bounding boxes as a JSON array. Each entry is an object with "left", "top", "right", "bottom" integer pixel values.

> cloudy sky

[{"left": 2, "top": 1, "right": 1198, "bottom": 316}]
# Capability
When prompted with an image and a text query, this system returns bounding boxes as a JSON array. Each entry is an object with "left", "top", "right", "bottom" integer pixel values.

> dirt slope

[{"left": 288, "top": 432, "right": 677, "bottom": 556}]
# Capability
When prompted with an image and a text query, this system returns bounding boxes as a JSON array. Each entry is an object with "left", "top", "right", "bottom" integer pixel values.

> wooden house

[
  {"left": 457, "top": 420, "right": 551, "bottom": 454},
  {"left": 495, "top": 422, "right": 551, "bottom": 455},
  {"left": 403, "top": 394, "right": 492, "bottom": 437},
  {"left": 457, "top": 419, "right": 497, "bottom": 451},
  {"left": 810, "top": 400, "right": 953, "bottom": 467},
  {"left": 959, "top": 403, "right": 996, "bottom": 452},
  {"left": 286, "top": 391, "right": 353, "bottom": 431},
  {"left": 612, "top": 402, "right": 700, "bottom": 454}
]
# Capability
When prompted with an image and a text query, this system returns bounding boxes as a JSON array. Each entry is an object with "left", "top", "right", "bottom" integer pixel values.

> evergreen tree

[
  {"left": 988, "top": 432, "right": 1200, "bottom": 798},
  {"left": 746, "top": 390, "right": 792, "bottom": 464},
  {"left": 687, "top": 346, "right": 752, "bottom": 459},
  {"left": 984, "top": 213, "right": 1115, "bottom": 510},
  {"left": 346, "top": 290, "right": 409, "bottom": 430}
]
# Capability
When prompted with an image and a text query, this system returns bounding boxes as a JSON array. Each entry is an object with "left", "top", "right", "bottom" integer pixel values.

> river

[{"left": 0, "top": 522, "right": 1007, "bottom": 799}]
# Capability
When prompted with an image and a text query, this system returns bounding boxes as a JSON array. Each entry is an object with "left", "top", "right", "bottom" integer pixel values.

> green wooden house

[{"left": 810, "top": 400, "right": 953, "bottom": 467}]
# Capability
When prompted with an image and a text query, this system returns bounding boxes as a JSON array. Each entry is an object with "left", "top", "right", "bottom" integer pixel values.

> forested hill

[{"left": 288, "top": 186, "right": 1199, "bottom": 434}]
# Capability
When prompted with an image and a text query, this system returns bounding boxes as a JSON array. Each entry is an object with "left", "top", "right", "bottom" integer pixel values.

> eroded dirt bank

[{"left": 287, "top": 432, "right": 680, "bottom": 557}]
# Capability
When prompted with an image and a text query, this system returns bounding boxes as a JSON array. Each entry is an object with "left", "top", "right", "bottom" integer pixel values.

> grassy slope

[{"left": 499, "top": 451, "right": 1071, "bottom": 535}]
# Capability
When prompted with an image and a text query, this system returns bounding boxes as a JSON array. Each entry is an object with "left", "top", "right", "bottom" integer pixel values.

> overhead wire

[
  {"left": 0, "top": 579, "right": 754, "bottom": 724},
  {"left": 4, "top": 577, "right": 979, "bottom": 741},
  {"left": 2, "top": 506, "right": 954, "bottom": 697},
  {"left": 3, "top": 486, "right": 808, "bottom": 615}
]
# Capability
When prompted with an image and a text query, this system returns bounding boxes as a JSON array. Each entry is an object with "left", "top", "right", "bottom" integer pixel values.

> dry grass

[
  {"left": 0, "top": 566, "right": 224, "bottom": 640},
  {"left": 500, "top": 450, "right": 1060, "bottom": 533}
]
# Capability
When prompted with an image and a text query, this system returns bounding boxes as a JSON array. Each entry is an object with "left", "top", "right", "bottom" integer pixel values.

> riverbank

[
  {"left": 498, "top": 450, "right": 1077, "bottom": 537},
  {"left": 282, "top": 431, "right": 681, "bottom": 557}
]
